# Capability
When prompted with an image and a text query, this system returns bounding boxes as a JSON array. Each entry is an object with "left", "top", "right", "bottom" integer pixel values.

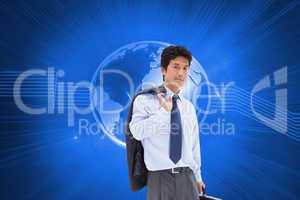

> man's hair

[{"left": 160, "top": 45, "right": 192, "bottom": 70}]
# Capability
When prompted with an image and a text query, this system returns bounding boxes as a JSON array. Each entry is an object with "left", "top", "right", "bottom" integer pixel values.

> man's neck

[{"left": 163, "top": 82, "right": 181, "bottom": 94}]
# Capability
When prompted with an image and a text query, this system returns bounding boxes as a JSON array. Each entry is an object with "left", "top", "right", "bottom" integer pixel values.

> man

[{"left": 129, "top": 45, "right": 205, "bottom": 200}]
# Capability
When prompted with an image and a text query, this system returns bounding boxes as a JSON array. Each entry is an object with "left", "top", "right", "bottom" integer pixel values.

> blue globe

[{"left": 91, "top": 41, "right": 210, "bottom": 147}]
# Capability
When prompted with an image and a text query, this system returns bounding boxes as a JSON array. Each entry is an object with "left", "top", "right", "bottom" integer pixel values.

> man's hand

[
  {"left": 157, "top": 93, "right": 172, "bottom": 112},
  {"left": 197, "top": 181, "right": 206, "bottom": 194}
]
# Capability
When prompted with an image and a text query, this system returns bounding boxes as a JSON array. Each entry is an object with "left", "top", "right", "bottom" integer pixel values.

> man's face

[{"left": 161, "top": 56, "right": 190, "bottom": 91}]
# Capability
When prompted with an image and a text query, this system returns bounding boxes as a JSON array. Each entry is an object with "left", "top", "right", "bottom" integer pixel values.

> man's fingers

[
  {"left": 197, "top": 182, "right": 205, "bottom": 194},
  {"left": 157, "top": 93, "right": 166, "bottom": 106},
  {"left": 157, "top": 93, "right": 164, "bottom": 101},
  {"left": 199, "top": 185, "right": 204, "bottom": 192},
  {"left": 157, "top": 93, "right": 165, "bottom": 97},
  {"left": 158, "top": 93, "right": 167, "bottom": 99},
  {"left": 157, "top": 93, "right": 173, "bottom": 112}
]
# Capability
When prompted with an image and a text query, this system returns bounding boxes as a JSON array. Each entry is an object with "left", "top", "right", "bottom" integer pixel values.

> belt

[{"left": 149, "top": 167, "right": 191, "bottom": 174}]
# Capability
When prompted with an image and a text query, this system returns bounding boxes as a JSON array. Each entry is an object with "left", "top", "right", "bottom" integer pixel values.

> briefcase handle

[
  {"left": 199, "top": 186, "right": 222, "bottom": 200},
  {"left": 199, "top": 185, "right": 206, "bottom": 195}
]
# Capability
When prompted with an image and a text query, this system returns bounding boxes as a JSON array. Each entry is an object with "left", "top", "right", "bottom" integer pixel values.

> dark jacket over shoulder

[{"left": 125, "top": 85, "right": 166, "bottom": 191}]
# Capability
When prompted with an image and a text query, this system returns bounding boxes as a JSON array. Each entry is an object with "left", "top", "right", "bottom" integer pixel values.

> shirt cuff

[{"left": 195, "top": 173, "right": 203, "bottom": 183}]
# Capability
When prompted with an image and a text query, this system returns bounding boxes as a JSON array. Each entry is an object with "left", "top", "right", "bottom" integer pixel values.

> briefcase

[
  {"left": 198, "top": 188, "right": 222, "bottom": 200},
  {"left": 199, "top": 194, "right": 222, "bottom": 200}
]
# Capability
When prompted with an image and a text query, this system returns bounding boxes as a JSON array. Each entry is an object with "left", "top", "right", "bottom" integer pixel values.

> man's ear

[
  {"left": 161, "top": 67, "right": 166, "bottom": 81},
  {"left": 161, "top": 67, "right": 166, "bottom": 75}
]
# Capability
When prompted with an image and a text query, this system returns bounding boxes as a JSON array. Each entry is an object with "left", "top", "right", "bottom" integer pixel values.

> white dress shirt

[{"left": 129, "top": 85, "right": 202, "bottom": 182}]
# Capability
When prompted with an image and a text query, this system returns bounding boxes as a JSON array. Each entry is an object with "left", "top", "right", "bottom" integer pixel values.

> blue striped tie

[{"left": 169, "top": 94, "right": 182, "bottom": 164}]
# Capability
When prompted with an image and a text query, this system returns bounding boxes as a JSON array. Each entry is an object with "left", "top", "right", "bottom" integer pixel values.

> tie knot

[{"left": 172, "top": 94, "right": 179, "bottom": 101}]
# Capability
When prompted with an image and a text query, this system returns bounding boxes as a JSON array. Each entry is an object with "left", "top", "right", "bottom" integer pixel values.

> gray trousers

[{"left": 147, "top": 168, "right": 199, "bottom": 200}]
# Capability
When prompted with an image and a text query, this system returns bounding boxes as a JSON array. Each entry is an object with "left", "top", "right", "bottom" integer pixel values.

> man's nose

[{"left": 178, "top": 68, "right": 185, "bottom": 76}]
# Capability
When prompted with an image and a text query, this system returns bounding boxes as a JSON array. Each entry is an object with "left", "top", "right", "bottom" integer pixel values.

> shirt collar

[{"left": 163, "top": 83, "right": 183, "bottom": 101}]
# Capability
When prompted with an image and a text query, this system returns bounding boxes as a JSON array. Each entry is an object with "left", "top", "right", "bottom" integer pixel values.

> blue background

[{"left": 0, "top": 0, "right": 300, "bottom": 199}]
